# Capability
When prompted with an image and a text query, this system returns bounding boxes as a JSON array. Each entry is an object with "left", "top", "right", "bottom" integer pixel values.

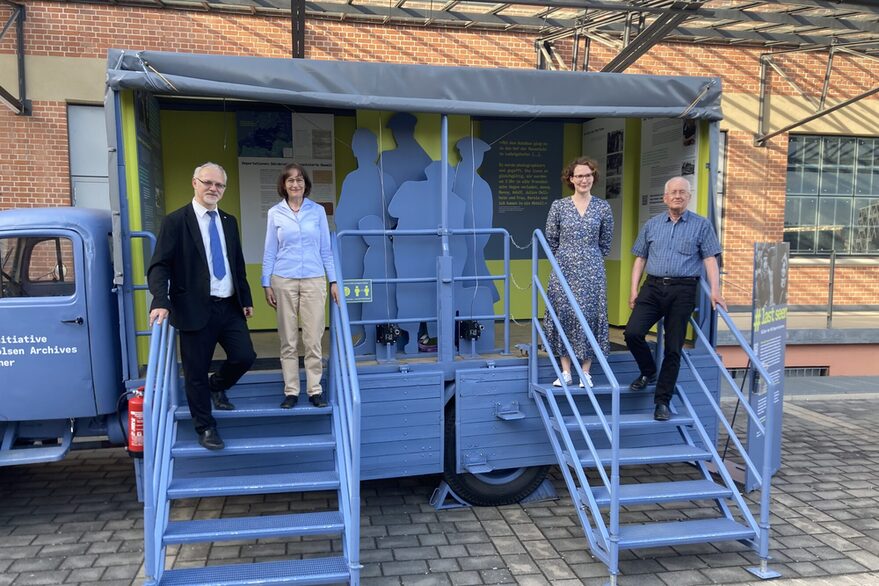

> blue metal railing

[
  {"left": 336, "top": 228, "right": 512, "bottom": 356},
  {"left": 681, "top": 279, "right": 777, "bottom": 570},
  {"left": 329, "top": 239, "right": 362, "bottom": 582},
  {"left": 142, "top": 320, "right": 178, "bottom": 585},
  {"left": 530, "top": 229, "right": 621, "bottom": 565}
]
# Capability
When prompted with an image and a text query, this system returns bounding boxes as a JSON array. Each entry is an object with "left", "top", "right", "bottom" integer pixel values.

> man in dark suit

[{"left": 148, "top": 162, "right": 256, "bottom": 450}]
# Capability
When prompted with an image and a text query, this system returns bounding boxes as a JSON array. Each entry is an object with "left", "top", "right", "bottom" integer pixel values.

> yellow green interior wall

[
  {"left": 153, "top": 109, "right": 359, "bottom": 332},
  {"left": 606, "top": 118, "right": 644, "bottom": 326},
  {"left": 118, "top": 92, "right": 152, "bottom": 364},
  {"left": 696, "top": 121, "right": 711, "bottom": 216},
  {"left": 136, "top": 105, "right": 713, "bottom": 341},
  {"left": 158, "top": 109, "right": 283, "bottom": 330}
]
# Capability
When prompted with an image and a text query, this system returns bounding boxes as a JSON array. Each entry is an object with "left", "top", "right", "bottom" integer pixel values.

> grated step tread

[
  {"left": 174, "top": 397, "right": 332, "bottom": 421},
  {"left": 532, "top": 382, "right": 618, "bottom": 396},
  {"left": 167, "top": 471, "right": 339, "bottom": 500},
  {"left": 553, "top": 412, "right": 693, "bottom": 432},
  {"left": 164, "top": 510, "right": 344, "bottom": 544},
  {"left": 157, "top": 556, "right": 350, "bottom": 585},
  {"left": 172, "top": 434, "right": 335, "bottom": 458},
  {"left": 589, "top": 479, "right": 733, "bottom": 507},
  {"left": 573, "top": 444, "right": 712, "bottom": 467},
  {"left": 618, "top": 518, "right": 755, "bottom": 549}
]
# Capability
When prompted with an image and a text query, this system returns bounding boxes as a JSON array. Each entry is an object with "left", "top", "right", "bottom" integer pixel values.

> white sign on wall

[
  {"left": 582, "top": 118, "right": 626, "bottom": 261},
  {"left": 638, "top": 119, "right": 699, "bottom": 227}
]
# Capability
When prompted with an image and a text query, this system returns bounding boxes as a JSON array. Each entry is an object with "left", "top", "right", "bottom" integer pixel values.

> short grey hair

[
  {"left": 193, "top": 162, "right": 227, "bottom": 183},
  {"left": 664, "top": 176, "right": 692, "bottom": 194}
]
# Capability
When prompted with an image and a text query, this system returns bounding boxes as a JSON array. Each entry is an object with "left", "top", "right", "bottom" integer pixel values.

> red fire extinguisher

[{"left": 128, "top": 386, "right": 144, "bottom": 458}]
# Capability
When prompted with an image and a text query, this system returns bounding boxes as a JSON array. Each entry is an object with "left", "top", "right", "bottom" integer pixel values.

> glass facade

[{"left": 785, "top": 135, "right": 879, "bottom": 255}]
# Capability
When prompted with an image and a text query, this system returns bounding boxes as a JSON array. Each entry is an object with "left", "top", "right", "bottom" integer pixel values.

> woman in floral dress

[{"left": 544, "top": 157, "right": 614, "bottom": 387}]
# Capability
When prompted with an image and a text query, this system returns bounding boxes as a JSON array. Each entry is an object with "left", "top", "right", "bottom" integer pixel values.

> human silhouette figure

[
  {"left": 454, "top": 136, "right": 498, "bottom": 353},
  {"left": 382, "top": 112, "right": 431, "bottom": 189},
  {"left": 359, "top": 214, "right": 397, "bottom": 354},
  {"left": 389, "top": 162, "right": 466, "bottom": 353},
  {"left": 336, "top": 129, "right": 397, "bottom": 348}
]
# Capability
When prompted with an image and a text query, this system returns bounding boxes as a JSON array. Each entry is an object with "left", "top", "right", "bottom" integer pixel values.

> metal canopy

[
  {"left": 70, "top": 0, "right": 879, "bottom": 55},
  {"left": 105, "top": 49, "right": 724, "bottom": 119},
  {"left": 0, "top": 0, "right": 30, "bottom": 115}
]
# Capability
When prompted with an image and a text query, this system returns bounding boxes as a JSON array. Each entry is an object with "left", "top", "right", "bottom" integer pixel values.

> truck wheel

[{"left": 443, "top": 403, "right": 550, "bottom": 506}]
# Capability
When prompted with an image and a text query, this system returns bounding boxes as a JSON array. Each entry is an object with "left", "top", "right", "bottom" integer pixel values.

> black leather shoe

[
  {"left": 280, "top": 395, "right": 299, "bottom": 409},
  {"left": 198, "top": 427, "right": 225, "bottom": 450},
  {"left": 309, "top": 393, "right": 328, "bottom": 408},
  {"left": 211, "top": 390, "right": 235, "bottom": 411},
  {"left": 654, "top": 403, "right": 670, "bottom": 421},
  {"left": 629, "top": 374, "right": 657, "bottom": 392}
]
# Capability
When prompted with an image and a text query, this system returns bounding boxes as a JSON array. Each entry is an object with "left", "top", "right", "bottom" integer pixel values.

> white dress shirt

[{"left": 191, "top": 198, "right": 234, "bottom": 298}]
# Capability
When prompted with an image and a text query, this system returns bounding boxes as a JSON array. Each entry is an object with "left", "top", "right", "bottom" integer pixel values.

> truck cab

[{"left": 0, "top": 207, "right": 125, "bottom": 466}]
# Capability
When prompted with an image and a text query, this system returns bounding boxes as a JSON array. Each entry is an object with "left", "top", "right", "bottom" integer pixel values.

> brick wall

[{"left": 2, "top": 0, "right": 878, "bottom": 306}]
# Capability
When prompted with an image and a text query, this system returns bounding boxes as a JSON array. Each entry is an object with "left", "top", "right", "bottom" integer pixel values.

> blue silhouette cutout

[
  {"left": 359, "top": 214, "right": 397, "bottom": 354},
  {"left": 382, "top": 113, "right": 432, "bottom": 188},
  {"left": 336, "top": 128, "right": 398, "bottom": 347},
  {"left": 389, "top": 162, "right": 466, "bottom": 354},
  {"left": 454, "top": 137, "right": 498, "bottom": 353}
]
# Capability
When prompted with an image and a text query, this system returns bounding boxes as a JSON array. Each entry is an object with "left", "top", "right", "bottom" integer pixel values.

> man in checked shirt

[{"left": 624, "top": 176, "right": 727, "bottom": 422}]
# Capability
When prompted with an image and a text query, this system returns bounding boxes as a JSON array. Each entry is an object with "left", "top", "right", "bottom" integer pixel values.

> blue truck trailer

[{"left": 0, "top": 50, "right": 782, "bottom": 585}]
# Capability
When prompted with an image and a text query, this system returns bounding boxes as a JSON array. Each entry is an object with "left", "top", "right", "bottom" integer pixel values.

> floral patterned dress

[{"left": 543, "top": 196, "right": 614, "bottom": 362}]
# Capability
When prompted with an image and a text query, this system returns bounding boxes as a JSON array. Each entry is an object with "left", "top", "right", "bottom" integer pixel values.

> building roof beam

[{"left": 0, "top": 0, "right": 30, "bottom": 116}]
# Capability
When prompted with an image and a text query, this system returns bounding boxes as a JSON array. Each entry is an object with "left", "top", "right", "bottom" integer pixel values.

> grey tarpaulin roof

[{"left": 106, "top": 49, "right": 722, "bottom": 120}]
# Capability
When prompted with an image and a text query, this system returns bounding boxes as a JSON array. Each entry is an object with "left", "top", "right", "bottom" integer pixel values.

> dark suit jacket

[{"left": 148, "top": 204, "right": 253, "bottom": 332}]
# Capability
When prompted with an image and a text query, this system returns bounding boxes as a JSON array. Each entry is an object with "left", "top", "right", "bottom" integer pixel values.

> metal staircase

[
  {"left": 530, "top": 229, "right": 778, "bottom": 585},
  {"left": 141, "top": 267, "right": 361, "bottom": 585}
]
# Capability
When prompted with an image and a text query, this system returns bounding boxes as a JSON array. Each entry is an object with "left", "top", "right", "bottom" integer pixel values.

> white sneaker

[
  {"left": 579, "top": 373, "right": 593, "bottom": 388},
  {"left": 552, "top": 371, "right": 572, "bottom": 387}
]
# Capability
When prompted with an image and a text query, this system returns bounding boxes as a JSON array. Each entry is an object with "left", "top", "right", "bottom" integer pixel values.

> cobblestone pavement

[{"left": 2, "top": 391, "right": 879, "bottom": 586}]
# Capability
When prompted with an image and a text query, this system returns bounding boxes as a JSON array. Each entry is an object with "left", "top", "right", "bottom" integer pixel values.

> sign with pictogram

[{"left": 343, "top": 279, "right": 372, "bottom": 303}]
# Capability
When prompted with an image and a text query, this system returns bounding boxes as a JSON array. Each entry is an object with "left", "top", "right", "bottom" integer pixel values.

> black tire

[{"left": 443, "top": 402, "right": 550, "bottom": 506}]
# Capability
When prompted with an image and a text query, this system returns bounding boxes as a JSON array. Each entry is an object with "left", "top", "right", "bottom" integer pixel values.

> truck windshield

[{"left": 0, "top": 236, "right": 76, "bottom": 299}]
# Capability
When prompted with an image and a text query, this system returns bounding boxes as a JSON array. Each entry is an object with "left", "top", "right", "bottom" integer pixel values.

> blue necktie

[{"left": 207, "top": 211, "right": 226, "bottom": 279}]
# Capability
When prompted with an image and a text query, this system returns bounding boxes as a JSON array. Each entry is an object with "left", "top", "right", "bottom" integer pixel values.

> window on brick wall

[
  {"left": 68, "top": 105, "right": 110, "bottom": 211},
  {"left": 785, "top": 134, "right": 879, "bottom": 255}
]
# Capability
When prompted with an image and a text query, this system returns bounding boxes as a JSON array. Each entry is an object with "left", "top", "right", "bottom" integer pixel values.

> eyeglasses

[
  {"left": 195, "top": 177, "right": 227, "bottom": 190},
  {"left": 286, "top": 177, "right": 306, "bottom": 185},
  {"left": 572, "top": 173, "right": 594, "bottom": 181}
]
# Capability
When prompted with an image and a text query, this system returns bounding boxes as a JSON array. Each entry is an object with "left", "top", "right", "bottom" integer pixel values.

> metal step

[
  {"left": 171, "top": 434, "right": 335, "bottom": 458},
  {"left": 164, "top": 510, "right": 344, "bottom": 545},
  {"left": 618, "top": 518, "right": 756, "bottom": 549},
  {"left": 572, "top": 444, "right": 712, "bottom": 467},
  {"left": 532, "top": 382, "right": 617, "bottom": 396},
  {"left": 174, "top": 397, "right": 332, "bottom": 421},
  {"left": 552, "top": 412, "right": 693, "bottom": 432},
  {"left": 0, "top": 423, "right": 74, "bottom": 466},
  {"left": 167, "top": 470, "right": 340, "bottom": 499},
  {"left": 587, "top": 479, "right": 733, "bottom": 507},
  {"left": 157, "top": 556, "right": 350, "bottom": 585}
]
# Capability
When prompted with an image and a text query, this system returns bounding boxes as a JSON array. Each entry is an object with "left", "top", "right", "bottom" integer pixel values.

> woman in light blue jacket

[{"left": 262, "top": 163, "right": 339, "bottom": 409}]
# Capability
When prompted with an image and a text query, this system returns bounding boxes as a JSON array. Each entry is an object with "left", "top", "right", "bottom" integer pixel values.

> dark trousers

[
  {"left": 623, "top": 279, "right": 698, "bottom": 406},
  {"left": 178, "top": 298, "right": 256, "bottom": 433}
]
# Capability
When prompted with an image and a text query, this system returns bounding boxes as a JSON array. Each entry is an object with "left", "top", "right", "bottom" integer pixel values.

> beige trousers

[{"left": 271, "top": 275, "right": 326, "bottom": 397}]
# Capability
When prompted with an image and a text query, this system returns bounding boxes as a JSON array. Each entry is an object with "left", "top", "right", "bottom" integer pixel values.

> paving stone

[
  {"left": 64, "top": 567, "right": 106, "bottom": 582},
  {"left": 380, "top": 559, "right": 430, "bottom": 576},
  {"left": 8, "top": 556, "right": 64, "bottom": 572},
  {"left": 458, "top": 556, "right": 505, "bottom": 571},
  {"left": 448, "top": 570, "right": 482, "bottom": 585},
  {"left": 478, "top": 568, "right": 514, "bottom": 583},
  {"left": 8, "top": 570, "right": 70, "bottom": 585},
  {"left": 656, "top": 569, "right": 709, "bottom": 585},
  {"left": 428, "top": 558, "right": 461, "bottom": 573}
]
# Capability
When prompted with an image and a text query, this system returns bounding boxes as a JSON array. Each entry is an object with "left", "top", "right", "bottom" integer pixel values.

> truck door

[{"left": 0, "top": 231, "right": 96, "bottom": 421}]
